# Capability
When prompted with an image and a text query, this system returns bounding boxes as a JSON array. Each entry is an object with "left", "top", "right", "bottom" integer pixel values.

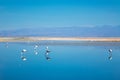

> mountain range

[{"left": 0, "top": 25, "right": 120, "bottom": 37}]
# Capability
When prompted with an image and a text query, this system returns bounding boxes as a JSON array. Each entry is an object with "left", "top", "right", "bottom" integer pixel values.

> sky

[{"left": 0, "top": 0, "right": 120, "bottom": 29}]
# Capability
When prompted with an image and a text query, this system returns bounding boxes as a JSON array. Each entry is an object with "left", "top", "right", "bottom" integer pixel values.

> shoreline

[{"left": 0, "top": 37, "right": 120, "bottom": 42}]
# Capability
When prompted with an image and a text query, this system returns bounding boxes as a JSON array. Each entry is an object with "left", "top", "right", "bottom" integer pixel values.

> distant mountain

[{"left": 0, "top": 25, "right": 120, "bottom": 37}]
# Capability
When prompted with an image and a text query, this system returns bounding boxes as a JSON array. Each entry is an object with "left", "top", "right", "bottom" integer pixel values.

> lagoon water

[{"left": 0, "top": 42, "right": 120, "bottom": 80}]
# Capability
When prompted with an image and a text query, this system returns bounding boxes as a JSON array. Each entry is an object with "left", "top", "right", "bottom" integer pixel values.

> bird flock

[
  {"left": 20, "top": 45, "right": 51, "bottom": 61},
  {"left": 5, "top": 42, "right": 113, "bottom": 61}
]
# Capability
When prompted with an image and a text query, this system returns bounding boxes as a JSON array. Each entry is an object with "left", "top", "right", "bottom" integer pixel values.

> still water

[{"left": 0, "top": 42, "right": 120, "bottom": 80}]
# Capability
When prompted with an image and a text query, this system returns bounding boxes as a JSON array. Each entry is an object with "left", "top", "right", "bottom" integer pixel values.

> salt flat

[{"left": 0, "top": 37, "right": 120, "bottom": 42}]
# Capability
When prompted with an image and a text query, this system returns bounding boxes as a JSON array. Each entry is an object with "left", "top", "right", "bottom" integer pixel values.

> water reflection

[
  {"left": 21, "top": 56, "right": 27, "bottom": 61},
  {"left": 45, "top": 46, "right": 51, "bottom": 60},
  {"left": 6, "top": 42, "right": 119, "bottom": 61},
  {"left": 19, "top": 46, "right": 52, "bottom": 61},
  {"left": 21, "top": 49, "right": 27, "bottom": 61},
  {"left": 34, "top": 45, "right": 39, "bottom": 55},
  {"left": 108, "top": 49, "right": 112, "bottom": 60},
  {"left": 45, "top": 52, "right": 51, "bottom": 60},
  {"left": 34, "top": 51, "right": 38, "bottom": 55},
  {"left": 46, "top": 46, "right": 51, "bottom": 53}
]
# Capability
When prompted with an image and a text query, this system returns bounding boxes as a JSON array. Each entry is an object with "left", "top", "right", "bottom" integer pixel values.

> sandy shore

[{"left": 0, "top": 37, "right": 120, "bottom": 42}]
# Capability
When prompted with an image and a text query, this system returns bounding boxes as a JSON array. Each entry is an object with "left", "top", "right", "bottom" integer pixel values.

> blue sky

[{"left": 0, "top": 0, "right": 120, "bottom": 29}]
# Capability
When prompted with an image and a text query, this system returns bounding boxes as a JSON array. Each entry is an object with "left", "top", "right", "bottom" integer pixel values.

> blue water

[{"left": 0, "top": 42, "right": 120, "bottom": 80}]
